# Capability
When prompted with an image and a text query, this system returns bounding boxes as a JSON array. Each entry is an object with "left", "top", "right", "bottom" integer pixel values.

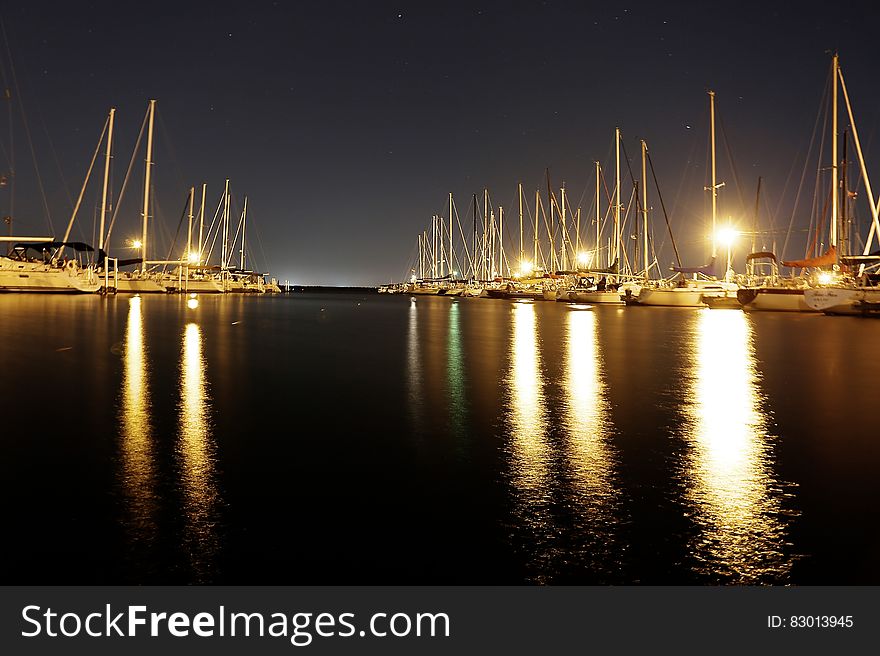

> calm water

[{"left": 2, "top": 293, "right": 878, "bottom": 584}]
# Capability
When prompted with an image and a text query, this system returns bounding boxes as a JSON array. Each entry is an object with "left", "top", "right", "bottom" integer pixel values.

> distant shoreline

[{"left": 286, "top": 285, "right": 378, "bottom": 294}]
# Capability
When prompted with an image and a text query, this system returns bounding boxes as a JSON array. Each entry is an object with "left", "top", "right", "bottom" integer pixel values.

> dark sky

[{"left": 1, "top": 0, "right": 878, "bottom": 284}]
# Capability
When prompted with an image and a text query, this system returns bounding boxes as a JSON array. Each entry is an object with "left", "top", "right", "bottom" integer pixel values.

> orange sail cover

[{"left": 782, "top": 245, "right": 836, "bottom": 268}]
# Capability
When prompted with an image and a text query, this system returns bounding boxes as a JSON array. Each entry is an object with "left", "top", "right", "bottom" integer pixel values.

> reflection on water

[
  {"left": 178, "top": 322, "right": 221, "bottom": 581},
  {"left": 119, "top": 296, "right": 158, "bottom": 556},
  {"left": 507, "top": 302, "right": 549, "bottom": 498},
  {"left": 563, "top": 308, "right": 620, "bottom": 549},
  {"left": 682, "top": 310, "right": 796, "bottom": 583},
  {"left": 406, "top": 298, "right": 423, "bottom": 432},
  {"left": 504, "top": 302, "right": 552, "bottom": 580},
  {"left": 446, "top": 302, "right": 468, "bottom": 450}
]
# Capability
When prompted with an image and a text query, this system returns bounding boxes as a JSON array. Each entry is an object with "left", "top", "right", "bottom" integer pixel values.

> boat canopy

[
  {"left": 782, "top": 245, "right": 836, "bottom": 268},
  {"left": 14, "top": 240, "right": 95, "bottom": 252},
  {"left": 672, "top": 256, "right": 715, "bottom": 276},
  {"left": 746, "top": 251, "right": 777, "bottom": 262}
]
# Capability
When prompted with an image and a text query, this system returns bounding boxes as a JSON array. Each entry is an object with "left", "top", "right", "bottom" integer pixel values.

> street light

[{"left": 131, "top": 239, "right": 142, "bottom": 249}]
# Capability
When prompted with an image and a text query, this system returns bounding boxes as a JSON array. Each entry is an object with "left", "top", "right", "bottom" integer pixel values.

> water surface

[{"left": 2, "top": 293, "right": 877, "bottom": 584}]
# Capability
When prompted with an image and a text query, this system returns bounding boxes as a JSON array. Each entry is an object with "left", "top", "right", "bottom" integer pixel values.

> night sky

[{"left": 1, "top": 1, "right": 877, "bottom": 285}]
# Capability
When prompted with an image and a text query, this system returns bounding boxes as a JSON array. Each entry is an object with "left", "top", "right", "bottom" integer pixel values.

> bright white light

[
  {"left": 521, "top": 261, "right": 533, "bottom": 275},
  {"left": 131, "top": 239, "right": 142, "bottom": 249},
  {"left": 577, "top": 252, "right": 591, "bottom": 266},
  {"left": 187, "top": 298, "right": 199, "bottom": 309},
  {"left": 817, "top": 271, "right": 834, "bottom": 285},
  {"left": 188, "top": 251, "right": 199, "bottom": 263},
  {"left": 716, "top": 227, "right": 739, "bottom": 247}
]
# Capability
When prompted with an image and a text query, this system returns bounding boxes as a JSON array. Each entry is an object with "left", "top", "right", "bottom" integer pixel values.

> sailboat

[
  {"left": 114, "top": 100, "right": 167, "bottom": 293},
  {"left": 802, "top": 54, "right": 880, "bottom": 315},
  {"left": 739, "top": 56, "right": 849, "bottom": 313},
  {"left": 567, "top": 128, "right": 626, "bottom": 305},
  {"left": 637, "top": 90, "right": 737, "bottom": 307}
]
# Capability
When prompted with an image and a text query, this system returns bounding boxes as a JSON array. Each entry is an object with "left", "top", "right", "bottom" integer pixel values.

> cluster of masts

[
  {"left": 0, "top": 100, "right": 281, "bottom": 294},
  {"left": 383, "top": 54, "right": 880, "bottom": 316}
]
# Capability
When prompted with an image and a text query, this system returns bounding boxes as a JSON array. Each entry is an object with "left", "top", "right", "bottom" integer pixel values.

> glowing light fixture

[
  {"left": 817, "top": 271, "right": 834, "bottom": 285},
  {"left": 577, "top": 252, "right": 591, "bottom": 266},
  {"left": 131, "top": 239, "right": 143, "bottom": 249},
  {"left": 520, "top": 261, "right": 533, "bottom": 275},
  {"left": 188, "top": 251, "right": 199, "bottom": 264}
]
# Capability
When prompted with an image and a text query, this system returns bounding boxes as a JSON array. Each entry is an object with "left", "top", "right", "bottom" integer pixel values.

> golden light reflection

[
  {"left": 507, "top": 302, "right": 549, "bottom": 505},
  {"left": 406, "top": 299, "right": 423, "bottom": 425},
  {"left": 446, "top": 302, "right": 467, "bottom": 449},
  {"left": 683, "top": 309, "right": 794, "bottom": 582},
  {"left": 120, "top": 295, "right": 158, "bottom": 551},
  {"left": 564, "top": 308, "right": 616, "bottom": 508},
  {"left": 178, "top": 322, "right": 220, "bottom": 581},
  {"left": 187, "top": 298, "right": 199, "bottom": 310}
]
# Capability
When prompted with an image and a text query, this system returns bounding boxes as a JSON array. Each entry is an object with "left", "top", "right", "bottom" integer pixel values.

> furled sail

[{"left": 782, "top": 246, "right": 836, "bottom": 268}]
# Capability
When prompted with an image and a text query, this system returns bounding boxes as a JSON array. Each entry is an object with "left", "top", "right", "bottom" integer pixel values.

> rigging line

[
  {"left": 0, "top": 19, "right": 53, "bottom": 233},
  {"left": 162, "top": 193, "right": 191, "bottom": 269},
  {"left": 783, "top": 64, "right": 830, "bottom": 260},
  {"left": 716, "top": 108, "right": 747, "bottom": 217},
  {"left": 105, "top": 109, "right": 148, "bottom": 249},
  {"left": 646, "top": 149, "right": 682, "bottom": 268}
]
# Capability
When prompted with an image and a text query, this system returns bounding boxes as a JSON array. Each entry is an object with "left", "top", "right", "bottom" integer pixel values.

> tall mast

[
  {"left": 615, "top": 128, "right": 621, "bottom": 270},
  {"left": 240, "top": 195, "right": 248, "bottom": 271},
  {"left": 221, "top": 178, "right": 230, "bottom": 271},
  {"left": 534, "top": 189, "right": 539, "bottom": 268},
  {"left": 498, "top": 206, "right": 503, "bottom": 277},
  {"left": 140, "top": 99, "right": 156, "bottom": 273},
  {"left": 483, "top": 189, "right": 488, "bottom": 279},
  {"left": 560, "top": 186, "right": 567, "bottom": 270},
  {"left": 198, "top": 183, "right": 206, "bottom": 264},
  {"left": 641, "top": 140, "right": 649, "bottom": 280},
  {"left": 518, "top": 182, "right": 523, "bottom": 267},
  {"left": 575, "top": 205, "right": 581, "bottom": 262},
  {"left": 98, "top": 107, "right": 115, "bottom": 252},
  {"left": 840, "top": 130, "right": 847, "bottom": 258},
  {"left": 831, "top": 54, "right": 839, "bottom": 248},
  {"left": 186, "top": 186, "right": 194, "bottom": 267},
  {"left": 709, "top": 91, "right": 718, "bottom": 259},
  {"left": 472, "top": 193, "right": 477, "bottom": 279},
  {"left": 546, "top": 169, "right": 555, "bottom": 272},
  {"left": 448, "top": 192, "right": 453, "bottom": 277},
  {"left": 595, "top": 161, "right": 601, "bottom": 268}
]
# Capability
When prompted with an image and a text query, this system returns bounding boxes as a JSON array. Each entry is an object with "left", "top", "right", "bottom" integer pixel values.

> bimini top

[{"left": 14, "top": 241, "right": 95, "bottom": 252}]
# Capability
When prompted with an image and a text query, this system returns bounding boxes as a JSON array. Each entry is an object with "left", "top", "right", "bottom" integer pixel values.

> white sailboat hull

[
  {"left": 804, "top": 286, "right": 880, "bottom": 315},
  {"left": 738, "top": 287, "right": 816, "bottom": 312},
  {"left": 637, "top": 285, "right": 732, "bottom": 307},
  {"left": 0, "top": 259, "right": 101, "bottom": 293},
  {"left": 568, "top": 290, "right": 623, "bottom": 304}
]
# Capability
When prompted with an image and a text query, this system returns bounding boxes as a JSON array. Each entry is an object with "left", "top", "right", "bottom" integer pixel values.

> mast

[
  {"left": 560, "top": 186, "right": 567, "bottom": 270},
  {"left": 831, "top": 54, "right": 839, "bottom": 248},
  {"left": 709, "top": 91, "right": 717, "bottom": 258},
  {"left": 595, "top": 162, "right": 601, "bottom": 268},
  {"left": 641, "top": 139, "right": 649, "bottom": 280},
  {"left": 98, "top": 107, "right": 115, "bottom": 252},
  {"left": 534, "top": 189, "right": 539, "bottom": 268},
  {"left": 483, "top": 189, "right": 489, "bottom": 279},
  {"left": 186, "top": 186, "right": 194, "bottom": 268},
  {"left": 472, "top": 193, "right": 477, "bottom": 279},
  {"left": 546, "top": 169, "right": 555, "bottom": 272},
  {"left": 221, "top": 178, "right": 230, "bottom": 271},
  {"left": 615, "top": 128, "right": 621, "bottom": 271},
  {"left": 840, "top": 130, "right": 847, "bottom": 258},
  {"left": 518, "top": 182, "right": 523, "bottom": 267},
  {"left": 140, "top": 99, "right": 156, "bottom": 273},
  {"left": 240, "top": 195, "right": 248, "bottom": 271},
  {"left": 198, "top": 183, "right": 206, "bottom": 264},
  {"left": 498, "top": 206, "right": 503, "bottom": 277},
  {"left": 448, "top": 192, "right": 453, "bottom": 277}
]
